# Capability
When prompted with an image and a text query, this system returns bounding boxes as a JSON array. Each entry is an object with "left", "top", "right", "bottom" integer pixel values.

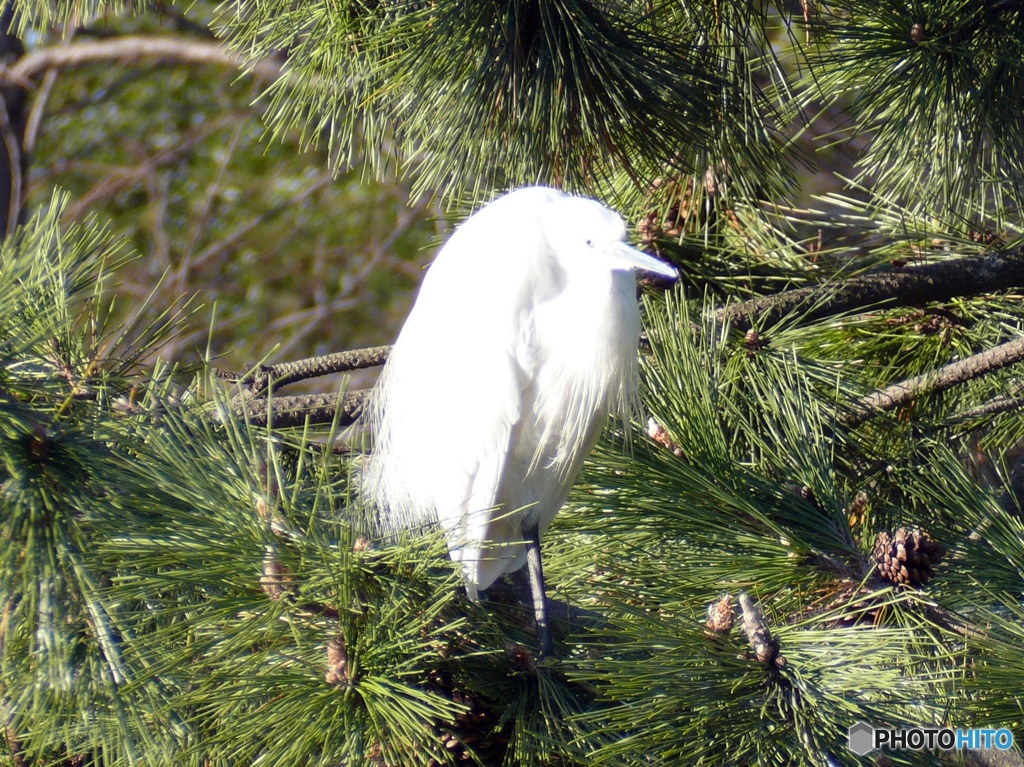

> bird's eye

[{"left": 585, "top": 239, "right": 594, "bottom": 247}]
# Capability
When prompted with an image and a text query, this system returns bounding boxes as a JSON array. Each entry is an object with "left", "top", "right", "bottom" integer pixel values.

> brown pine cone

[
  {"left": 872, "top": 527, "right": 947, "bottom": 587},
  {"left": 705, "top": 594, "right": 735, "bottom": 635}
]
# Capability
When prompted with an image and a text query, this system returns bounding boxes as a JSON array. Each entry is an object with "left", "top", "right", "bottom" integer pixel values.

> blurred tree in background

[{"left": 3, "top": 2, "right": 1024, "bottom": 766}]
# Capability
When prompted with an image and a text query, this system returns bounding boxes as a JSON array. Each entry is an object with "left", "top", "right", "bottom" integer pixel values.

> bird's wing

[
  {"left": 363, "top": 190, "right": 558, "bottom": 581},
  {"left": 449, "top": 301, "right": 547, "bottom": 596}
]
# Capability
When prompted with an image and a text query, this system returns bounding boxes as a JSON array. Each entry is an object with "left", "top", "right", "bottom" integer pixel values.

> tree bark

[
  {"left": 220, "top": 346, "right": 391, "bottom": 394},
  {"left": 718, "top": 246, "right": 1024, "bottom": 331},
  {"left": 234, "top": 390, "right": 367, "bottom": 429},
  {"left": 842, "top": 336, "right": 1024, "bottom": 428}
]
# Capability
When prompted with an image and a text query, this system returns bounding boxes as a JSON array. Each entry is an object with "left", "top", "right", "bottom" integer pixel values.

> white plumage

[{"left": 361, "top": 186, "right": 676, "bottom": 652}]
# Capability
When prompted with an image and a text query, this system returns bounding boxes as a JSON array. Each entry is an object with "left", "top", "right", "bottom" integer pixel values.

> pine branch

[
  {"left": 842, "top": 336, "right": 1024, "bottom": 428},
  {"left": 109, "top": 348, "right": 385, "bottom": 430},
  {"left": 718, "top": 245, "right": 1024, "bottom": 331},
  {"left": 233, "top": 390, "right": 368, "bottom": 429},
  {"left": 924, "top": 606, "right": 986, "bottom": 641},
  {"left": 214, "top": 344, "right": 388, "bottom": 434},
  {"left": 952, "top": 391, "right": 1024, "bottom": 423},
  {"left": 219, "top": 346, "right": 390, "bottom": 394}
]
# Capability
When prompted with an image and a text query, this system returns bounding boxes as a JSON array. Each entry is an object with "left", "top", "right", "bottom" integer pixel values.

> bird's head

[{"left": 540, "top": 195, "right": 678, "bottom": 280}]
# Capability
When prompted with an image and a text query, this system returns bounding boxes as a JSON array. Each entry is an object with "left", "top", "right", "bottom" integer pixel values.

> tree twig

[
  {"left": 951, "top": 391, "right": 1024, "bottom": 423},
  {"left": 0, "top": 89, "right": 21, "bottom": 238},
  {"left": 718, "top": 246, "right": 1024, "bottom": 331},
  {"left": 842, "top": 336, "right": 1024, "bottom": 428}
]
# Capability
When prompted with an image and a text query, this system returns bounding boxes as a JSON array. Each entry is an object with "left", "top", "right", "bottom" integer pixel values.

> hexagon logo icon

[{"left": 848, "top": 721, "right": 875, "bottom": 756}]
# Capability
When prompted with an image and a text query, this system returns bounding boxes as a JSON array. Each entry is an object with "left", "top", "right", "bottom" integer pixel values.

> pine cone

[
  {"left": 325, "top": 635, "right": 349, "bottom": 686},
  {"left": 872, "top": 527, "right": 946, "bottom": 587},
  {"left": 432, "top": 691, "right": 507, "bottom": 767},
  {"left": 744, "top": 327, "right": 767, "bottom": 352},
  {"left": 847, "top": 490, "right": 869, "bottom": 529},
  {"left": 260, "top": 545, "right": 296, "bottom": 600},
  {"left": 705, "top": 594, "right": 735, "bottom": 635},
  {"left": 637, "top": 211, "right": 661, "bottom": 244},
  {"left": 646, "top": 417, "right": 684, "bottom": 458}
]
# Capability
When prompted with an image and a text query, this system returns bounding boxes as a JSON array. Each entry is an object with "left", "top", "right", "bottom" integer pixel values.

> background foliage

[{"left": 2, "top": 1, "right": 1024, "bottom": 766}]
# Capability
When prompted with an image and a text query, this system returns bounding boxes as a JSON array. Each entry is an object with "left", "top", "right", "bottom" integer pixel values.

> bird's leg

[{"left": 524, "top": 525, "right": 553, "bottom": 658}]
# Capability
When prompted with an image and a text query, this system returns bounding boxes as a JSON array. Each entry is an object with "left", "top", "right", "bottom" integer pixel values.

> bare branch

[
  {"left": 718, "top": 245, "right": 1024, "bottom": 331},
  {"left": 0, "top": 89, "right": 21, "bottom": 237},
  {"left": 221, "top": 347, "right": 391, "bottom": 394},
  {"left": 843, "top": 336, "right": 1024, "bottom": 428},
  {"left": 22, "top": 65, "right": 56, "bottom": 155},
  {"left": 0, "top": 7, "right": 25, "bottom": 238},
  {"left": 3, "top": 35, "right": 282, "bottom": 86},
  {"left": 22, "top": 28, "right": 74, "bottom": 158}
]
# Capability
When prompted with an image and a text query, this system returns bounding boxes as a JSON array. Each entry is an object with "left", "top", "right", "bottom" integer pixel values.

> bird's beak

[{"left": 612, "top": 243, "right": 679, "bottom": 279}]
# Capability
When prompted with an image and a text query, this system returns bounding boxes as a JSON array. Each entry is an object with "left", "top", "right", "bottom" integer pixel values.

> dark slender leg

[{"left": 524, "top": 525, "right": 553, "bottom": 658}]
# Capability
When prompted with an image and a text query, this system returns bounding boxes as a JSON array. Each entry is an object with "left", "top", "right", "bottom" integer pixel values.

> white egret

[{"left": 361, "top": 186, "right": 677, "bottom": 656}]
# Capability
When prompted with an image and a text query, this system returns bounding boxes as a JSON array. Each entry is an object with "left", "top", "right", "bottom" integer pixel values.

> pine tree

[{"left": 3, "top": 2, "right": 1024, "bottom": 766}]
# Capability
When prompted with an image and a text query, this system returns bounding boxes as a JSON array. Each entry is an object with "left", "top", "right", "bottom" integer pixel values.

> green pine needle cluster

[
  {"left": 805, "top": 0, "right": 1024, "bottom": 217},
  {"left": 213, "top": 0, "right": 798, "bottom": 209}
]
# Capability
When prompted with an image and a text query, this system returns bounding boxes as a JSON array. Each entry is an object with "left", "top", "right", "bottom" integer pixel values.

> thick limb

[{"left": 525, "top": 525, "right": 553, "bottom": 658}]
